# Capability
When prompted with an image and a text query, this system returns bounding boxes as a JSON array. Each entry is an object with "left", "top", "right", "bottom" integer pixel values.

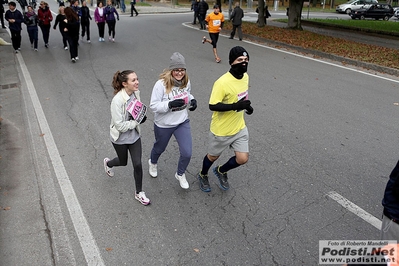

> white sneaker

[
  {"left": 75, "top": 56, "right": 79, "bottom": 60},
  {"left": 112, "top": 38, "right": 115, "bottom": 42},
  {"left": 135, "top": 191, "right": 150, "bottom": 205},
  {"left": 87, "top": 40, "right": 91, "bottom": 43},
  {"left": 64, "top": 46, "right": 68, "bottom": 50},
  {"left": 175, "top": 173, "right": 189, "bottom": 189},
  {"left": 103, "top": 158, "right": 114, "bottom": 177},
  {"left": 101, "top": 38, "right": 105, "bottom": 42},
  {"left": 99, "top": 37, "right": 102, "bottom": 42},
  {"left": 148, "top": 159, "right": 157, "bottom": 178}
]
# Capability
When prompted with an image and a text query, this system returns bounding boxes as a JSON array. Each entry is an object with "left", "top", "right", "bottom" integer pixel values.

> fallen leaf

[
  {"left": 193, "top": 248, "right": 200, "bottom": 253},
  {"left": 4, "top": 207, "right": 11, "bottom": 211},
  {"left": 39, "top": 133, "right": 45, "bottom": 137},
  {"left": 394, "top": 103, "right": 399, "bottom": 106},
  {"left": 105, "top": 247, "right": 113, "bottom": 251}
]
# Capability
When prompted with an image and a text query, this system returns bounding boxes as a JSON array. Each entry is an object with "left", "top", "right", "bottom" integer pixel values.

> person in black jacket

[
  {"left": 53, "top": 5, "right": 68, "bottom": 50},
  {"left": 80, "top": 0, "right": 91, "bottom": 42},
  {"left": 64, "top": 6, "right": 79, "bottom": 62},
  {"left": 381, "top": 160, "right": 399, "bottom": 241},
  {"left": 197, "top": 0, "right": 208, "bottom": 30},
  {"left": 5, "top": 1, "right": 23, "bottom": 53},
  {"left": 229, "top": 2, "right": 243, "bottom": 41}
]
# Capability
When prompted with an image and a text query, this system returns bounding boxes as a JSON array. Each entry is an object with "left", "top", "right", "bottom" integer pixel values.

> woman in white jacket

[
  {"left": 148, "top": 52, "right": 197, "bottom": 189},
  {"left": 104, "top": 70, "right": 150, "bottom": 206}
]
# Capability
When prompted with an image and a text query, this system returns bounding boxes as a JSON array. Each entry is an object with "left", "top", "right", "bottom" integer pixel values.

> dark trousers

[
  {"left": 198, "top": 13, "right": 206, "bottom": 29},
  {"left": 230, "top": 24, "right": 242, "bottom": 40},
  {"left": 0, "top": 11, "right": 5, "bottom": 28},
  {"left": 59, "top": 29, "right": 68, "bottom": 47},
  {"left": 66, "top": 34, "right": 78, "bottom": 59},
  {"left": 97, "top": 22, "right": 105, "bottom": 38},
  {"left": 107, "top": 20, "right": 116, "bottom": 38},
  {"left": 81, "top": 20, "right": 90, "bottom": 40},
  {"left": 130, "top": 3, "right": 138, "bottom": 16},
  {"left": 39, "top": 24, "right": 51, "bottom": 44},
  {"left": 27, "top": 26, "right": 38, "bottom": 49},
  {"left": 109, "top": 139, "right": 143, "bottom": 193},
  {"left": 10, "top": 29, "right": 21, "bottom": 50},
  {"left": 193, "top": 11, "right": 199, "bottom": 24}
]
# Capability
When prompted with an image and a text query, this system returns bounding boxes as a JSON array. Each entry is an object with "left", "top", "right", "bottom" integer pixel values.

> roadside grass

[
  {"left": 304, "top": 18, "right": 399, "bottom": 33},
  {"left": 223, "top": 21, "right": 399, "bottom": 70}
]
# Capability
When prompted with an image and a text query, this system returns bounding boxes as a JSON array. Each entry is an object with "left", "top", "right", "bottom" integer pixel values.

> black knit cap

[{"left": 229, "top": 46, "right": 249, "bottom": 65}]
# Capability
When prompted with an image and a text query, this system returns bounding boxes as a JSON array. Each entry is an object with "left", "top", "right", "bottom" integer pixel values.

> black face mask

[{"left": 229, "top": 62, "right": 248, "bottom": 79}]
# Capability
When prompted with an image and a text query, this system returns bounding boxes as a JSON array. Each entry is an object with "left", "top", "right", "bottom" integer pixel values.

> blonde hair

[{"left": 159, "top": 69, "right": 189, "bottom": 94}]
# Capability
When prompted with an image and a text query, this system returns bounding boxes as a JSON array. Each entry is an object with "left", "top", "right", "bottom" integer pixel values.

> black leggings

[
  {"left": 109, "top": 139, "right": 143, "bottom": 193},
  {"left": 209, "top": 32, "right": 219, "bottom": 48},
  {"left": 107, "top": 20, "right": 116, "bottom": 38}
]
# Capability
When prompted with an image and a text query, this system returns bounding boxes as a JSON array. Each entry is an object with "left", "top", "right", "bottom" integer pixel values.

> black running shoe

[
  {"left": 197, "top": 172, "right": 211, "bottom": 192},
  {"left": 213, "top": 166, "right": 229, "bottom": 190}
]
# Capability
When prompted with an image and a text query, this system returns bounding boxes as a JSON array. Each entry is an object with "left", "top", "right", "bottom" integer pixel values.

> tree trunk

[
  {"left": 287, "top": 0, "right": 304, "bottom": 30},
  {"left": 257, "top": 0, "right": 266, "bottom": 27}
]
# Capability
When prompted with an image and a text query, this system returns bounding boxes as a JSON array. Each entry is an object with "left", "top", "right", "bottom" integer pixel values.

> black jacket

[
  {"left": 80, "top": 6, "right": 92, "bottom": 23},
  {"left": 198, "top": 0, "right": 208, "bottom": 15},
  {"left": 230, "top": 6, "right": 244, "bottom": 26},
  {"left": 382, "top": 160, "right": 399, "bottom": 220}
]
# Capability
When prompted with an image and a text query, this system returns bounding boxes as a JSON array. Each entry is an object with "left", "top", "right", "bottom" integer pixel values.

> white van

[{"left": 336, "top": 0, "right": 378, "bottom": 14}]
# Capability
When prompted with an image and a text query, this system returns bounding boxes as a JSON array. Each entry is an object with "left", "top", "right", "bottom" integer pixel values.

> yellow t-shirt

[
  {"left": 209, "top": 72, "right": 249, "bottom": 136},
  {"left": 205, "top": 12, "right": 224, "bottom": 33}
]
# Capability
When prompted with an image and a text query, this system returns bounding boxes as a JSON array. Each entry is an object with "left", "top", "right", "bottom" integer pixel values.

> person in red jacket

[{"left": 37, "top": 1, "right": 53, "bottom": 48}]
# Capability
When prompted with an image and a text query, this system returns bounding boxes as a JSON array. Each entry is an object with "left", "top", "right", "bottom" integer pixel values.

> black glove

[
  {"left": 168, "top": 99, "right": 185, "bottom": 109},
  {"left": 231, "top": 99, "right": 251, "bottom": 111},
  {"left": 188, "top": 99, "right": 197, "bottom": 111},
  {"left": 245, "top": 106, "right": 253, "bottom": 115},
  {"left": 140, "top": 115, "right": 147, "bottom": 124}
]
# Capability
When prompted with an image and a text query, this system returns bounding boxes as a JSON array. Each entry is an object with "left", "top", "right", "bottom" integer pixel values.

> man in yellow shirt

[
  {"left": 197, "top": 46, "right": 253, "bottom": 192},
  {"left": 202, "top": 4, "right": 224, "bottom": 63}
]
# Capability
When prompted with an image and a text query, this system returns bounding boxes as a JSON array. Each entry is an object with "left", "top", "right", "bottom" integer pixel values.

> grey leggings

[
  {"left": 150, "top": 119, "right": 192, "bottom": 176},
  {"left": 109, "top": 138, "right": 143, "bottom": 192}
]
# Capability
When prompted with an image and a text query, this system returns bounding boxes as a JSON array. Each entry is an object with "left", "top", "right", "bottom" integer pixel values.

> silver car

[{"left": 336, "top": 0, "right": 378, "bottom": 14}]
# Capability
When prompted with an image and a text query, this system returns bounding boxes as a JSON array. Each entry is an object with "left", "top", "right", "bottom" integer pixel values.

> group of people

[
  {"left": 3, "top": 0, "right": 120, "bottom": 61},
  {"left": 104, "top": 46, "right": 253, "bottom": 205},
  {"left": 4, "top": 0, "right": 52, "bottom": 53}
]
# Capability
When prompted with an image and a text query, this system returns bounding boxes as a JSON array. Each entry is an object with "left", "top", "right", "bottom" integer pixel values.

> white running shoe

[
  {"left": 135, "top": 191, "right": 150, "bottom": 205},
  {"left": 175, "top": 173, "right": 189, "bottom": 189},
  {"left": 75, "top": 56, "right": 79, "bottom": 60},
  {"left": 148, "top": 159, "right": 157, "bottom": 178},
  {"left": 103, "top": 158, "right": 114, "bottom": 177},
  {"left": 99, "top": 37, "right": 102, "bottom": 42},
  {"left": 64, "top": 46, "right": 68, "bottom": 50},
  {"left": 112, "top": 38, "right": 115, "bottom": 42}
]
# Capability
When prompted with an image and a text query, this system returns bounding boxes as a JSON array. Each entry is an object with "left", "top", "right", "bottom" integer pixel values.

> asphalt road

[{"left": 2, "top": 4, "right": 399, "bottom": 265}]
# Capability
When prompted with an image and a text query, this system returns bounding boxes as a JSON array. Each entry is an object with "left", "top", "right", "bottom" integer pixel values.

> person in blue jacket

[
  {"left": 5, "top": 1, "right": 23, "bottom": 53},
  {"left": 105, "top": 0, "right": 118, "bottom": 42}
]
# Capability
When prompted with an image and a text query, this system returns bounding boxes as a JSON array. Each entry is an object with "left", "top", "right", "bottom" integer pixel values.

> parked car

[
  {"left": 350, "top": 3, "right": 394, "bottom": 20},
  {"left": 336, "top": 0, "right": 378, "bottom": 14}
]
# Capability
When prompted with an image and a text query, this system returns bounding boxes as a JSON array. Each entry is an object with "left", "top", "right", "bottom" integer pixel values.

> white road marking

[
  {"left": 17, "top": 54, "right": 105, "bottom": 266},
  {"left": 327, "top": 191, "right": 382, "bottom": 230}
]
